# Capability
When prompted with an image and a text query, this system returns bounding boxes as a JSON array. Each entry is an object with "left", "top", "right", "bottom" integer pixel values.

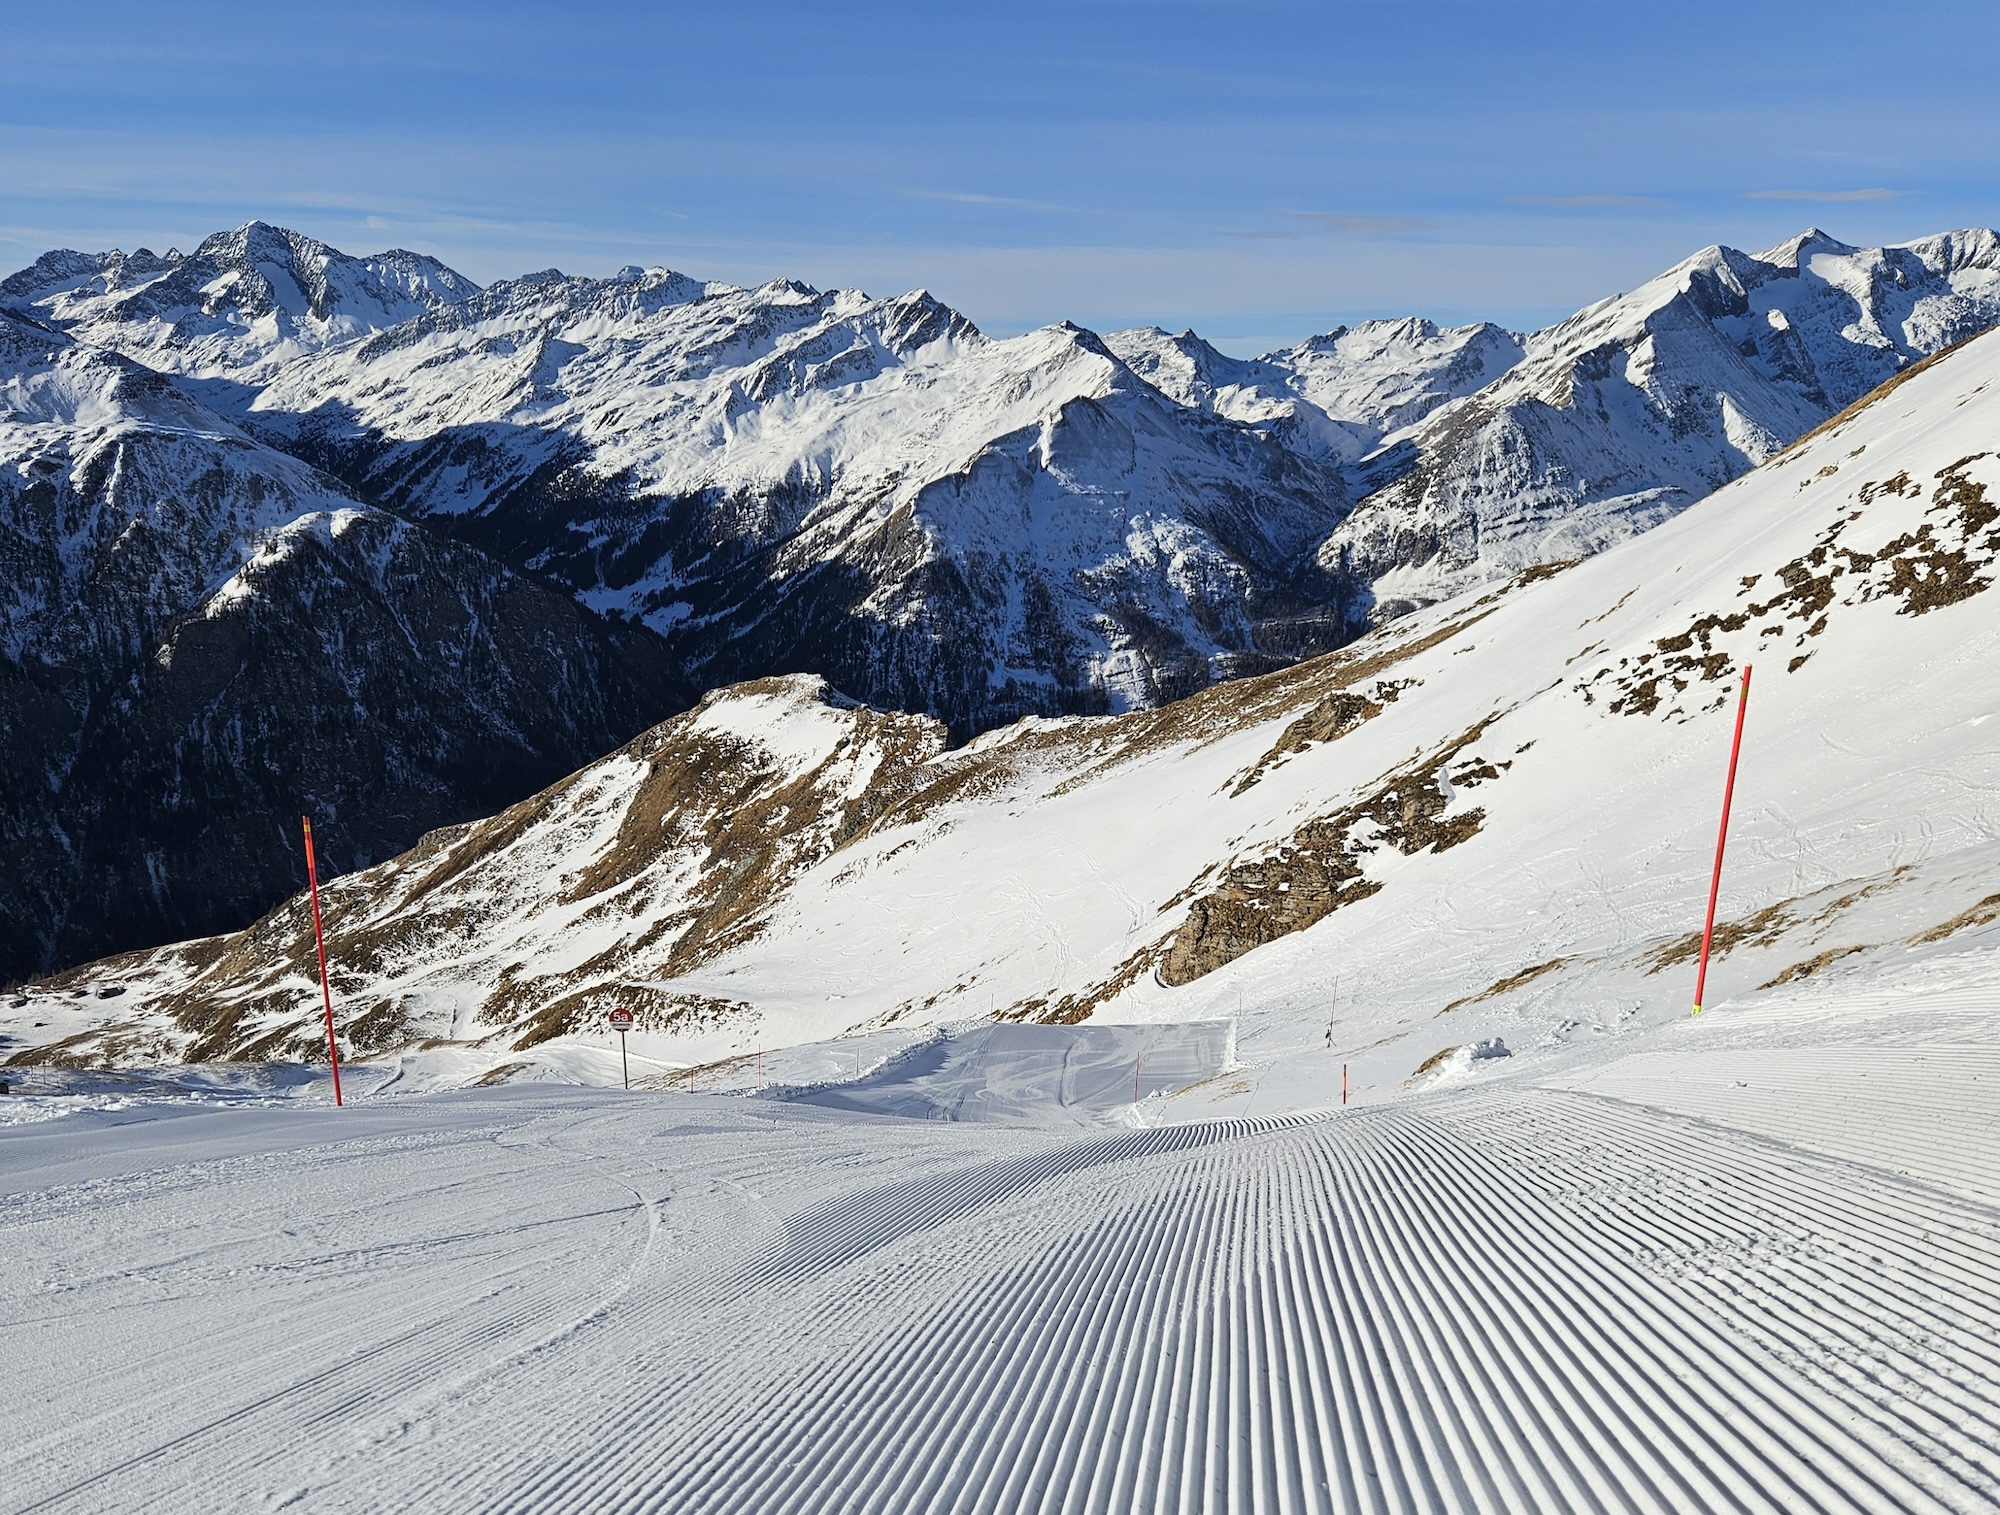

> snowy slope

[
  {"left": 5, "top": 1039, "right": 2000, "bottom": 1512},
  {"left": 246, "top": 270, "right": 1359, "bottom": 730},
  {"left": 1325, "top": 228, "right": 2000, "bottom": 613},
  {"left": 19, "top": 321, "right": 2000, "bottom": 1106},
  {"left": 1, "top": 221, "right": 477, "bottom": 383},
  {"left": 0, "top": 308, "right": 685, "bottom": 983}
]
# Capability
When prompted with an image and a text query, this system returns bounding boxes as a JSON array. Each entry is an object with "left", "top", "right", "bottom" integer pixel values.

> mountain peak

[
  {"left": 7, "top": 222, "right": 478, "bottom": 379},
  {"left": 1758, "top": 226, "right": 1861, "bottom": 267}
]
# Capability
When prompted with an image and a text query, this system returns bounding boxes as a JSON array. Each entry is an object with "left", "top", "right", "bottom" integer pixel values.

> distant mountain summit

[
  {"left": 1318, "top": 227, "right": 2000, "bottom": 614},
  {"left": 1, "top": 220, "right": 478, "bottom": 381},
  {"left": 1107, "top": 317, "right": 1523, "bottom": 469}
]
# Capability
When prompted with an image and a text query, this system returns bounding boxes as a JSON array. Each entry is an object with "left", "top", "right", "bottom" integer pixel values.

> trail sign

[{"left": 609, "top": 1007, "right": 634, "bottom": 1088}]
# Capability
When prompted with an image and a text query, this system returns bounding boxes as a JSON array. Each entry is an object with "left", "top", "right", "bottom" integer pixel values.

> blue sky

[{"left": 4, "top": 0, "right": 1997, "bottom": 354}]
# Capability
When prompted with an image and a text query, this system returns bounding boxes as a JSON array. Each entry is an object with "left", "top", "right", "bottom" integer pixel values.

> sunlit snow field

[{"left": 6, "top": 956, "right": 2000, "bottom": 1514}]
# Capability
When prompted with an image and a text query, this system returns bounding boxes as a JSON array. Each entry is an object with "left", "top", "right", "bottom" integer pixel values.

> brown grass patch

[
  {"left": 1758, "top": 946, "right": 1866, "bottom": 989},
  {"left": 1005, "top": 943, "right": 1168, "bottom": 1025},
  {"left": 1909, "top": 892, "right": 2000, "bottom": 945},
  {"left": 1440, "top": 956, "right": 1570, "bottom": 1015},
  {"left": 1406, "top": 1045, "right": 1459, "bottom": 1085},
  {"left": 1639, "top": 901, "right": 1798, "bottom": 975}
]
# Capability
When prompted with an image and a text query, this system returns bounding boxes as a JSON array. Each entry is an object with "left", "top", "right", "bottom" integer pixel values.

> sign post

[
  {"left": 301, "top": 816, "right": 343, "bottom": 1107},
  {"left": 608, "top": 1007, "right": 634, "bottom": 1088}
]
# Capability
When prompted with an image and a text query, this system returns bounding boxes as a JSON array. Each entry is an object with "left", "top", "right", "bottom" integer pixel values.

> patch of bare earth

[
  {"left": 1440, "top": 956, "right": 1570, "bottom": 1015},
  {"left": 1909, "top": 893, "right": 2000, "bottom": 945},
  {"left": 1161, "top": 720, "right": 1503, "bottom": 985},
  {"left": 1585, "top": 451, "right": 1998, "bottom": 720},
  {"left": 1758, "top": 946, "right": 1868, "bottom": 990}
]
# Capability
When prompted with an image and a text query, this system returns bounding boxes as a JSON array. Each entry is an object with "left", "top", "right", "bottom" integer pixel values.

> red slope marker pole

[
  {"left": 302, "top": 816, "right": 344, "bottom": 1106},
  {"left": 1692, "top": 665, "right": 1753, "bottom": 1017}
]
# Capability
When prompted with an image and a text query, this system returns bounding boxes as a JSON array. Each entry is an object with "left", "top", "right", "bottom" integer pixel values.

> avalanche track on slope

[{"left": 5, "top": 1056, "right": 1997, "bottom": 1514}]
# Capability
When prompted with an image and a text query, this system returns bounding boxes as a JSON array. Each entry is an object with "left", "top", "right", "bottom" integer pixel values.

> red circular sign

[{"left": 608, "top": 1008, "right": 635, "bottom": 1031}]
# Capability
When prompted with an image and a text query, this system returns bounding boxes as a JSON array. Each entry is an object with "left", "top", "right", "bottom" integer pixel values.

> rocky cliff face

[{"left": 0, "top": 308, "right": 684, "bottom": 983}]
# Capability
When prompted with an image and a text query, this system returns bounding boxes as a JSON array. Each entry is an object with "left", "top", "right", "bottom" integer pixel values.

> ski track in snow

[{"left": 5, "top": 1062, "right": 1999, "bottom": 1514}]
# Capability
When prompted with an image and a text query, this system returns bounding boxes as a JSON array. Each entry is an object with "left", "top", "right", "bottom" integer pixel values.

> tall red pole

[
  {"left": 302, "top": 816, "right": 344, "bottom": 1105},
  {"left": 1692, "top": 666, "right": 1752, "bottom": 1017}
]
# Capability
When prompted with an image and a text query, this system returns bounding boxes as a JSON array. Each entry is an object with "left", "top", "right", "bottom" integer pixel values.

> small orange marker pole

[
  {"left": 1692, "top": 665, "right": 1753, "bottom": 1017},
  {"left": 302, "top": 816, "right": 343, "bottom": 1106}
]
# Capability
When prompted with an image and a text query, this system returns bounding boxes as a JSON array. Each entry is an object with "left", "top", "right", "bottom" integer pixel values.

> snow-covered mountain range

[
  {"left": 15, "top": 219, "right": 2000, "bottom": 735},
  {"left": 5, "top": 218, "right": 1999, "bottom": 986},
  {"left": 18, "top": 318, "right": 2000, "bottom": 1087},
  {"left": 16, "top": 221, "right": 1994, "bottom": 740},
  {"left": 244, "top": 276, "right": 1361, "bottom": 730}
]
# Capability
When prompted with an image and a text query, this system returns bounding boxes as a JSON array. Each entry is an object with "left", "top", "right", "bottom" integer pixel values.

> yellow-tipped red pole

[
  {"left": 1693, "top": 665, "right": 1752, "bottom": 1017},
  {"left": 302, "top": 816, "right": 344, "bottom": 1105}
]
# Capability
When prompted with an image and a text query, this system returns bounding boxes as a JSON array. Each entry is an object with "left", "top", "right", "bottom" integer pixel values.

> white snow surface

[{"left": 5, "top": 981, "right": 1999, "bottom": 1511}]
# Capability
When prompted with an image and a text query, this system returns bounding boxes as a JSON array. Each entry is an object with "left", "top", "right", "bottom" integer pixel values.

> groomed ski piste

[
  {"left": 9, "top": 329, "right": 2000, "bottom": 1511},
  {"left": 5, "top": 979, "right": 2000, "bottom": 1514}
]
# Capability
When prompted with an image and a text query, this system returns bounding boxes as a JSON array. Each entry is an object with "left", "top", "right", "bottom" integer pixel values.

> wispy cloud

[
  {"left": 1507, "top": 194, "right": 1668, "bottom": 209},
  {"left": 911, "top": 189, "right": 1078, "bottom": 213},
  {"left": 1235, "top": 212, "right": 1435, "bottom": 241},
  {"left": 1745, "top": 187, "right": 1909, "bottom": 202}
]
